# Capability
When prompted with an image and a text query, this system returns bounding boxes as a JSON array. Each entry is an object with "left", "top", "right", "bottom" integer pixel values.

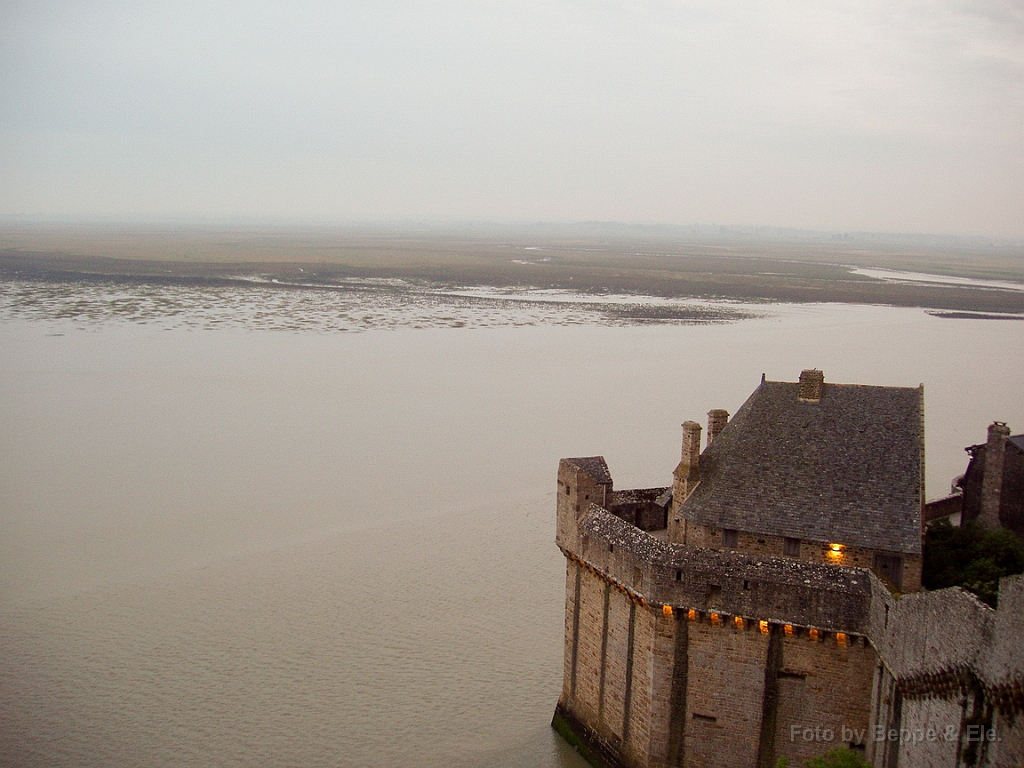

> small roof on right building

[{"left": 679, "top": 370, "right": 924, "bottom": 555}]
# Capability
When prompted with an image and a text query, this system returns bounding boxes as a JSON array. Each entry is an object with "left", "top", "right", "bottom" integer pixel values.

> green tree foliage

[
  {"left": 803, "top": 748, "right": 871, "bottom": 767},
  {"left": 923, "top": 520, "right": 1024, "bottom": 607},
  {"left": 776, "top": 748, "right": 871, "bottom": 768}
]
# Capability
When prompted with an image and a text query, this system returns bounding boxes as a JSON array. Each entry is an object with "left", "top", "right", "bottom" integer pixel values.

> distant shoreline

[{"left": 2, "top": 226, "right": 1024, "bottom": 316}]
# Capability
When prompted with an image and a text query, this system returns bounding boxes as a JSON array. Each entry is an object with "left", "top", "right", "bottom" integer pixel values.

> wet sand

[{"left": 2, "top": 225, "right": 1024, "bottom": 316}]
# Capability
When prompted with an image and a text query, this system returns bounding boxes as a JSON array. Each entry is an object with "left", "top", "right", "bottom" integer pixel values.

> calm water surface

[{"left": 1, "top": 298, "right": 1022, "bottom": 767}]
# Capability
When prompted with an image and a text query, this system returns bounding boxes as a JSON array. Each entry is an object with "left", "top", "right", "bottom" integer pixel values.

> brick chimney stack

[
  {"left": 978, "top": 421, "right": 1010, "bottom": 529},
  {"left": 707, "top": 409, "right": 729, "bottom": 445},
  {"left": 798, "top": 369, "right": 824, "bottom": 402}
]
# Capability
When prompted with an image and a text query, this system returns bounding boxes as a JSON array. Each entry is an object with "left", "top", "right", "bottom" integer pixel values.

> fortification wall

[
  {"left": 578, "top": 507, "right": 873, "bottom": 635},
  {"left": 860, "top": 573, "right": 1023, "bottom": 767},
  {"left": 556, "top": 460, "right": 1024, "bottom": 768},
  {"left": 559, "top": 501, "right": 880, "bottom": 768}
]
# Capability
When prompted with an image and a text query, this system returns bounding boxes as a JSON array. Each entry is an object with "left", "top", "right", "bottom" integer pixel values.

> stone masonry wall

[
  {"left": 772, "top": 630, "right": 875, "bottom": 765},
  {"left": 684, "top": 522, "right": 922, "bottom": 593},
  {"left": 681, "top": 615, "right": 770, "bottom": 768}
]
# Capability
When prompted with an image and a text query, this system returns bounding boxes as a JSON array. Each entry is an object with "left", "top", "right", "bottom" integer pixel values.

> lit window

[
  {"left": 662, "top": 605, "right": 673, "bottom": 617},
  {"left": 784, "top": 624, "right": 794, "bottom": 637},
  {"left": 759, "top": 620, "right": 769, "bottom": 634},
  {"left": 734, "top": 616, "right": 744, "bottom": 630},
  {"left": 809, "top": 628, "right": 820, "bottom": 642}
]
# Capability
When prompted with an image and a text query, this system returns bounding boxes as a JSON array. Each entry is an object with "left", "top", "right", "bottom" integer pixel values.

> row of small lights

[
  {"left": 567, "top": 552, "right": 854, "bottom": 648},
  {"left": 660, "top": 605, "right": 851, "bottom": 647}
]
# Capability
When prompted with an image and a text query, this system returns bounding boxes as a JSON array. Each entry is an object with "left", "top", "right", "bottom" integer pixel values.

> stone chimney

[
  {"left": 669, "top": 421, "right": 703, "bottom": 544},
  {"left": 798, "top": 369, "right": 824, "bottom": 402},
  {"left": 978, "top": 421, "right": 1010, "bottom": 529},
  {"left": 673, "top": 421, "right": 702, "bottom": 497},
  {"left": 707, "top": 409, "right": 729, "bottom": 445}
]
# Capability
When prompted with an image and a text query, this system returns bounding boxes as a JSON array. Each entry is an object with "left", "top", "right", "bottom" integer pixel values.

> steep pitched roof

[
  {"left": 680, "top": 377, "right": 924, "bottom": 555},
  {"left": 564, "top": 456, "right": 613, "bottom": 485}
]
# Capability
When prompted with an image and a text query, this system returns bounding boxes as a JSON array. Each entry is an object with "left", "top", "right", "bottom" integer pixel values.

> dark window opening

[
  {"left": 778, "top": 670, "right": 808, "bottom": 680},
  {"left": 784, "top": 537, "right": 801, "bottom": 557},
  {"left": 722, "top": 529, "right": 739, "bottom": 548},
  {"left": 675, "top": 570, "right": 682, "bottom": 582}
]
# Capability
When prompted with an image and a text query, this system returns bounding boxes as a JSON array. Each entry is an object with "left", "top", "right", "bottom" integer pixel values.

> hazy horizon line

[{"left": 2, "top": 215, "right": 1022, "bottom": 248}]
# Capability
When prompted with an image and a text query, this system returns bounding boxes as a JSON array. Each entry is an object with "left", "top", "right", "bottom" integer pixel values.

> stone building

[
  {"left": 925, "top": 422, "right": 1024, "bottom": 534},
  {"left": 553, "top": 370, "right": 1024, "bottom": 768}
]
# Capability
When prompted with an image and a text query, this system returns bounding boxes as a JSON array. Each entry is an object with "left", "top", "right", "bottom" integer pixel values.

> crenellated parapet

[{"left": 567, "top": 503, "right": 874, "bottom": 637}]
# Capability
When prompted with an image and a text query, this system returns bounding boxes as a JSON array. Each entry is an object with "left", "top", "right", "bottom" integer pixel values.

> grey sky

[{"left": 2, "top": 1, "right": 1022, "bottom": 235}]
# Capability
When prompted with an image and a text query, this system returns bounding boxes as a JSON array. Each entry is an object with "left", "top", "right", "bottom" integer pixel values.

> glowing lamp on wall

[{"left": 827, "top": 543, "right": 845, "bottom": 562}]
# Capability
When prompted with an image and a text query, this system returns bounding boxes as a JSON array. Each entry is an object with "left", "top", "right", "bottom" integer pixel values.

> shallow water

[{"left": 1, "top": 289, "right": 1022, "bottom": 767}]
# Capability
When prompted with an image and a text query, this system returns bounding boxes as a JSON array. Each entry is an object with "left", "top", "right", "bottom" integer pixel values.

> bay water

[{"left": 2, "top": 297, "right": 1022, "bottom": 767}]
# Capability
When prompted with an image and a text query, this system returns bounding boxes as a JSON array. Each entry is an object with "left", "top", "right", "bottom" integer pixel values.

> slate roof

[
  {"left": 1009, "top": 435, "right": 1024, "bottom": 452},
  {"left": 680, "top": 378, "right": 924, "bottom": 555},
  {"left": 609, "top": 487, "right": 669, "bottom": 505},
  {"left": 564, "top": 456, "right": 613, "bottom": 485}
]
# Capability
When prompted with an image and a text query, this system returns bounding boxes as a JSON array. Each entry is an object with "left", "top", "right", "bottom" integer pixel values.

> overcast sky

[{"left": 1, "top": 1, "right": 1022, "bottom": 235}]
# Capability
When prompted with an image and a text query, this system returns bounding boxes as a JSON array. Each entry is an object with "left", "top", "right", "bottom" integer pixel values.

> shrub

[
  {"left": 776, "top": 748, "right": 870, "bottom": 768},
  {"left": 923, "top": 521, "right": 1024, "bottom": 607}
]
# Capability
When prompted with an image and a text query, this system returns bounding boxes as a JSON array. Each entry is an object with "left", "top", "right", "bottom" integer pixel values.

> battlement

[{"left": 568, "top": 502, "right": 873, "bottom": 635}]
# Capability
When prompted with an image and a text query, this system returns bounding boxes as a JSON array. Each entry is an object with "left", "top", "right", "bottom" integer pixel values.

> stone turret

[
  {"left": 978, "top": 421, "right": 1011, "bottom": 530},
  {"left": 556, "top": 457, "right": 613, "bottom": 551}
]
